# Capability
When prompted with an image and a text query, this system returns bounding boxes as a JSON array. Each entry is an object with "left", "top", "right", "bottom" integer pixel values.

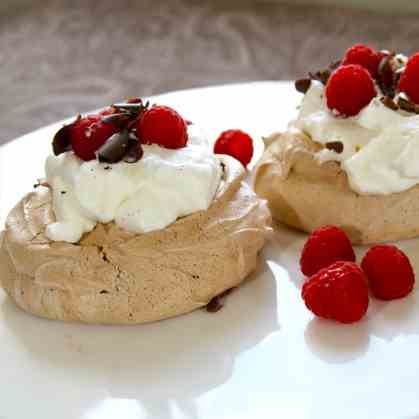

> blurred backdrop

[{"left": 1, "top": 0, "right": 419, "bottom": 144}]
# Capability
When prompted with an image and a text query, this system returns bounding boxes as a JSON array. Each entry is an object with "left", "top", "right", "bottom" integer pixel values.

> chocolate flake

[
  {"left": 309, "top": 69, "right": 331, "bottom": 85},
  {"left": 380, "top": 96, "right": 399, "bottom": 111},
  {"left": 325, "top": 141, "right": 344, "bottom": 154},
  {"left": 377, "top": 52, "right": 398, "bottom": 97},
  {"left": 206, "top": 288, "right": 235, "bottom": 313},
  {"left": 295, "top": 78, "right": 311, "bottom": 94},
  {"left": 101, "top": 112, "right": 131, "bottom": 128},
  {"left": 52, "top": 114, "right": 81, "bottom": 156},
  {"left": 397, "top": 95, "right": 419, "bottom": 114},
  {"left": 123, "top": 139, "right": 144, "bottom": 163},
  {"left": 112, "top": 100, "right": 149, "bottom": 113},
  {"left": 52, "top": 125, "right": 72, "bottom": 156},
  {"left": 98, "top": 130, "right": 131, "bottom": 163}
]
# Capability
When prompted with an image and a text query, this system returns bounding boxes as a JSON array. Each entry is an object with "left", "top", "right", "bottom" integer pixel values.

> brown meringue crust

[
  {"left": 0, "top": 156, "right": 271, "bottom": 324},
  {"left": 253, "top": 128, "right": 419, "bottom": 244}
]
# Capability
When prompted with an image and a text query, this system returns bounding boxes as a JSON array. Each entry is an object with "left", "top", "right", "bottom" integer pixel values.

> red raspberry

[
  {"left": 213, "top": 129, "right": 254, "bottom": 167},
  {"left": 341, "top": 44, "right": 381, "bottom": 78},
  {"left": 302, "top": 261, "right": 369, "bottom": 324},
  {"left": 300, "top": 225, "right": 355, "bottom": 277},
  {"left": 361, "top": 245, "right": 415, "bottom": 300},
  {"left": 399, "top": 52, "right": 419, "bottom": 105},
  {"left": 325, "top": 64, "right": 376, "bottom": 117},
  {"left": 70, "top": 115, "right": 118, "bottom": 161},
  {"left": 137, "top": 105, "right": 187, "bottom": 149}
]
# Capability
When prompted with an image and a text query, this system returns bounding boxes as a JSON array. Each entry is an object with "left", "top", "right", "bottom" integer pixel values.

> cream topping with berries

[
  {"left": 292, "top": 49, "right": 419, "bottom": 195},
  {"left": 45, "top": 124, "right": 222, "bottom": 243}
]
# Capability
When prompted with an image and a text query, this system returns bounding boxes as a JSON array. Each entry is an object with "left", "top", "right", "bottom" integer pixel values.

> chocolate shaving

[
  {"left": 295, "top": 78, "right": 311, "bottom": 94},
  {"left": 206, "top": 288, "right": 235, "bottom": 313},
  {"left": 380, "top": 96, "right": 399, "bottom": 111},
  {"left": 52, "top": 125, "right": 72, "bottom": 156},
  {"left": 377, "top": 52, "right": 398, "bottom": 97},
  {"left": 309, "top": 69, "right": 331, "bottom": 85},
  {"left": 98, "top": 130, "right": 131, "bottom": 163},
  {"left": 325, "top": 141, "right": 344, "bottom": 154},
  {"left": 101, "top": 112, "right": 131, "bottom": 128},
  {"left": 123, "top": 139, "right": 144, "bottom": 163},
  {"left": 397, "top": 95, "right": 419, "bottom": 114},
  {"left": 52, "top": 114, "right": 81, "bottom": 156},
  {"left": 112, "top": 100, "right": 149, "bottom": 113}
]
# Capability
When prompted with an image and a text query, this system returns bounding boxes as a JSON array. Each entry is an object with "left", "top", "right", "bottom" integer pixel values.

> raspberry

[
  {"left": 341, "top": 44, "right": 381, "bottom": 78},
  {"left": 361, "top": 245, "right": 415, "bottom": 300},
  {"left": 325, "top": 64, "right": 376, "bottom": 117},
  {"left": 302, "top": 261, "right": 369, "bottom": 324},
  {"left": 300, "top": 225, "right": 355, "bottom": 277},
  {"left": 70, "top": 114, "right": 118, "bottom": 161},
  {"left": 399, "top": 53, "right": 419, "bottom": 105},
  {"left": 213, "top": 129, "right": 254, "bottom": 167},
  {"left": 137, "top": 105, "right": 187, "bottom": 149}
]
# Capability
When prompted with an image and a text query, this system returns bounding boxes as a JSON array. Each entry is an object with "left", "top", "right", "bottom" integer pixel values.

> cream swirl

[
  {"left": 45, "top": 125, "right": 222, "bottom": 243},
  {"left": 293, "top": 80, "right": 419, "bottom": 195}
]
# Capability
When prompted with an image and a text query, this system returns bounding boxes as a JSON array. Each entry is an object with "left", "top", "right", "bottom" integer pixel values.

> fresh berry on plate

[
  {"left": 302, "top": 261, "right": 369, "bottom": 324},
  {"left": 213, "top": 129, "right": 254, "bottom": 167},
  {"left": 361, "top": 245, "right": 415, "bottom": 300},
  {"left": 137, "top": 105, "right": 188, "bottom": 149},
  {"left": 399, "top": 52, "right": 419, "bottom": 105},
  {"left": 341, "top": 44, "right": 381, "bottom": 78},
  {"left": 70, "top": 114, "right": 119, "bottom": 161},
  {"left": 300, "top": 225, "right": 356, "bottom": 277},
  {"left": 325, "top": 64, "right": 376, "bottom": 116}
]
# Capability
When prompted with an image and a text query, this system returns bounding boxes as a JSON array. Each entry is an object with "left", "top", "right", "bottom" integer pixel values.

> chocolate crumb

[
  {"left": 206, "top": 288, "right": 235, "bottom": 313},
  {"left": 206, "top": 297, "right": 223, "bottom": 312},
  {"left": 380, "top": 96, "right": 399, "bottom": 111},
  {"left": 295, "top": 78, "right": 311, "bottom": 94},
  {"left": 398, "top": 95, "right": 419, "bottom": 114},
  {"left": 99, "top": 290, "right": 109, "bottom": 294},
  {"left": 325, "top": 141, "right": 344, "bottom": 154},
  {"left": 123, "top": 139, "right": 144, "bottom": 163}
]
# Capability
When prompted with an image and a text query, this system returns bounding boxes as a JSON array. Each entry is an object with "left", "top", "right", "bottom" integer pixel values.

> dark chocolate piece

[
  {"left": 101, "top": 112, "right": 131, "bottom": 128},
  {"left": 380, "top": 96, "right": 399, "bottom": 111},
  {"left": 309, "top": 69, "right": 331, "bottom": 85},
  {"left": 398, "top": 96, "right": 419, "bottom": 114},
  {"left": 206, "top": 288, "right": 235, "bottom": 313},
  {"left": 325, "top": 141, "right": 344, "bottom": 154},
  {"left": 52, "top": 114, "right": 81, "bottom": 156},
  {"left": 52, "top": 125, "right": 73, "bottom": 156},
  {"left": 123, "top": 139, "right": 144, "bottom": 163},
  {"left": 295, "top": 78, "right": 311, "bottom": 94},
  {"left": 98, "top": 130, "right": 131, "bottom": 163},
  {"left": 377, "top": 52, "right": 398, "bottom": 97}
]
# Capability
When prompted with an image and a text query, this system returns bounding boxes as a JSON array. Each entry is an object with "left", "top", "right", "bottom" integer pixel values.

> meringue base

[
  {"left": 0, "top": 156, "right": 271, "bottom": 324},
  {"left": 253, "top": 128, "right": 419, "bottom": 244}
]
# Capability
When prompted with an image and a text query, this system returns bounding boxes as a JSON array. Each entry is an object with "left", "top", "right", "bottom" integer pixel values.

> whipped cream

[
  {"left": 45, "top": 125, "right": 222, "bottom": 243},
  {"left": 293, "top": 80, "right": 419, "bottom": 195}
]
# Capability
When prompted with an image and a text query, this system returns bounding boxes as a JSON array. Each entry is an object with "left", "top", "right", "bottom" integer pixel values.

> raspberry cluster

[{"left": 300, "top": 226, "right": 415, "bottom": 324}]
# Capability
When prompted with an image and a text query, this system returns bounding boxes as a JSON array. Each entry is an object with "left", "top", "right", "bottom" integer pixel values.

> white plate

[{"left": 1, "top": 82, "right": 419, "bottom": 419}]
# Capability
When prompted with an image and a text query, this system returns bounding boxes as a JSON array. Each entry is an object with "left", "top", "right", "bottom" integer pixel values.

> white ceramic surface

[{"left": 1, "top": 82, "right": 419, "bottom": 419}]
